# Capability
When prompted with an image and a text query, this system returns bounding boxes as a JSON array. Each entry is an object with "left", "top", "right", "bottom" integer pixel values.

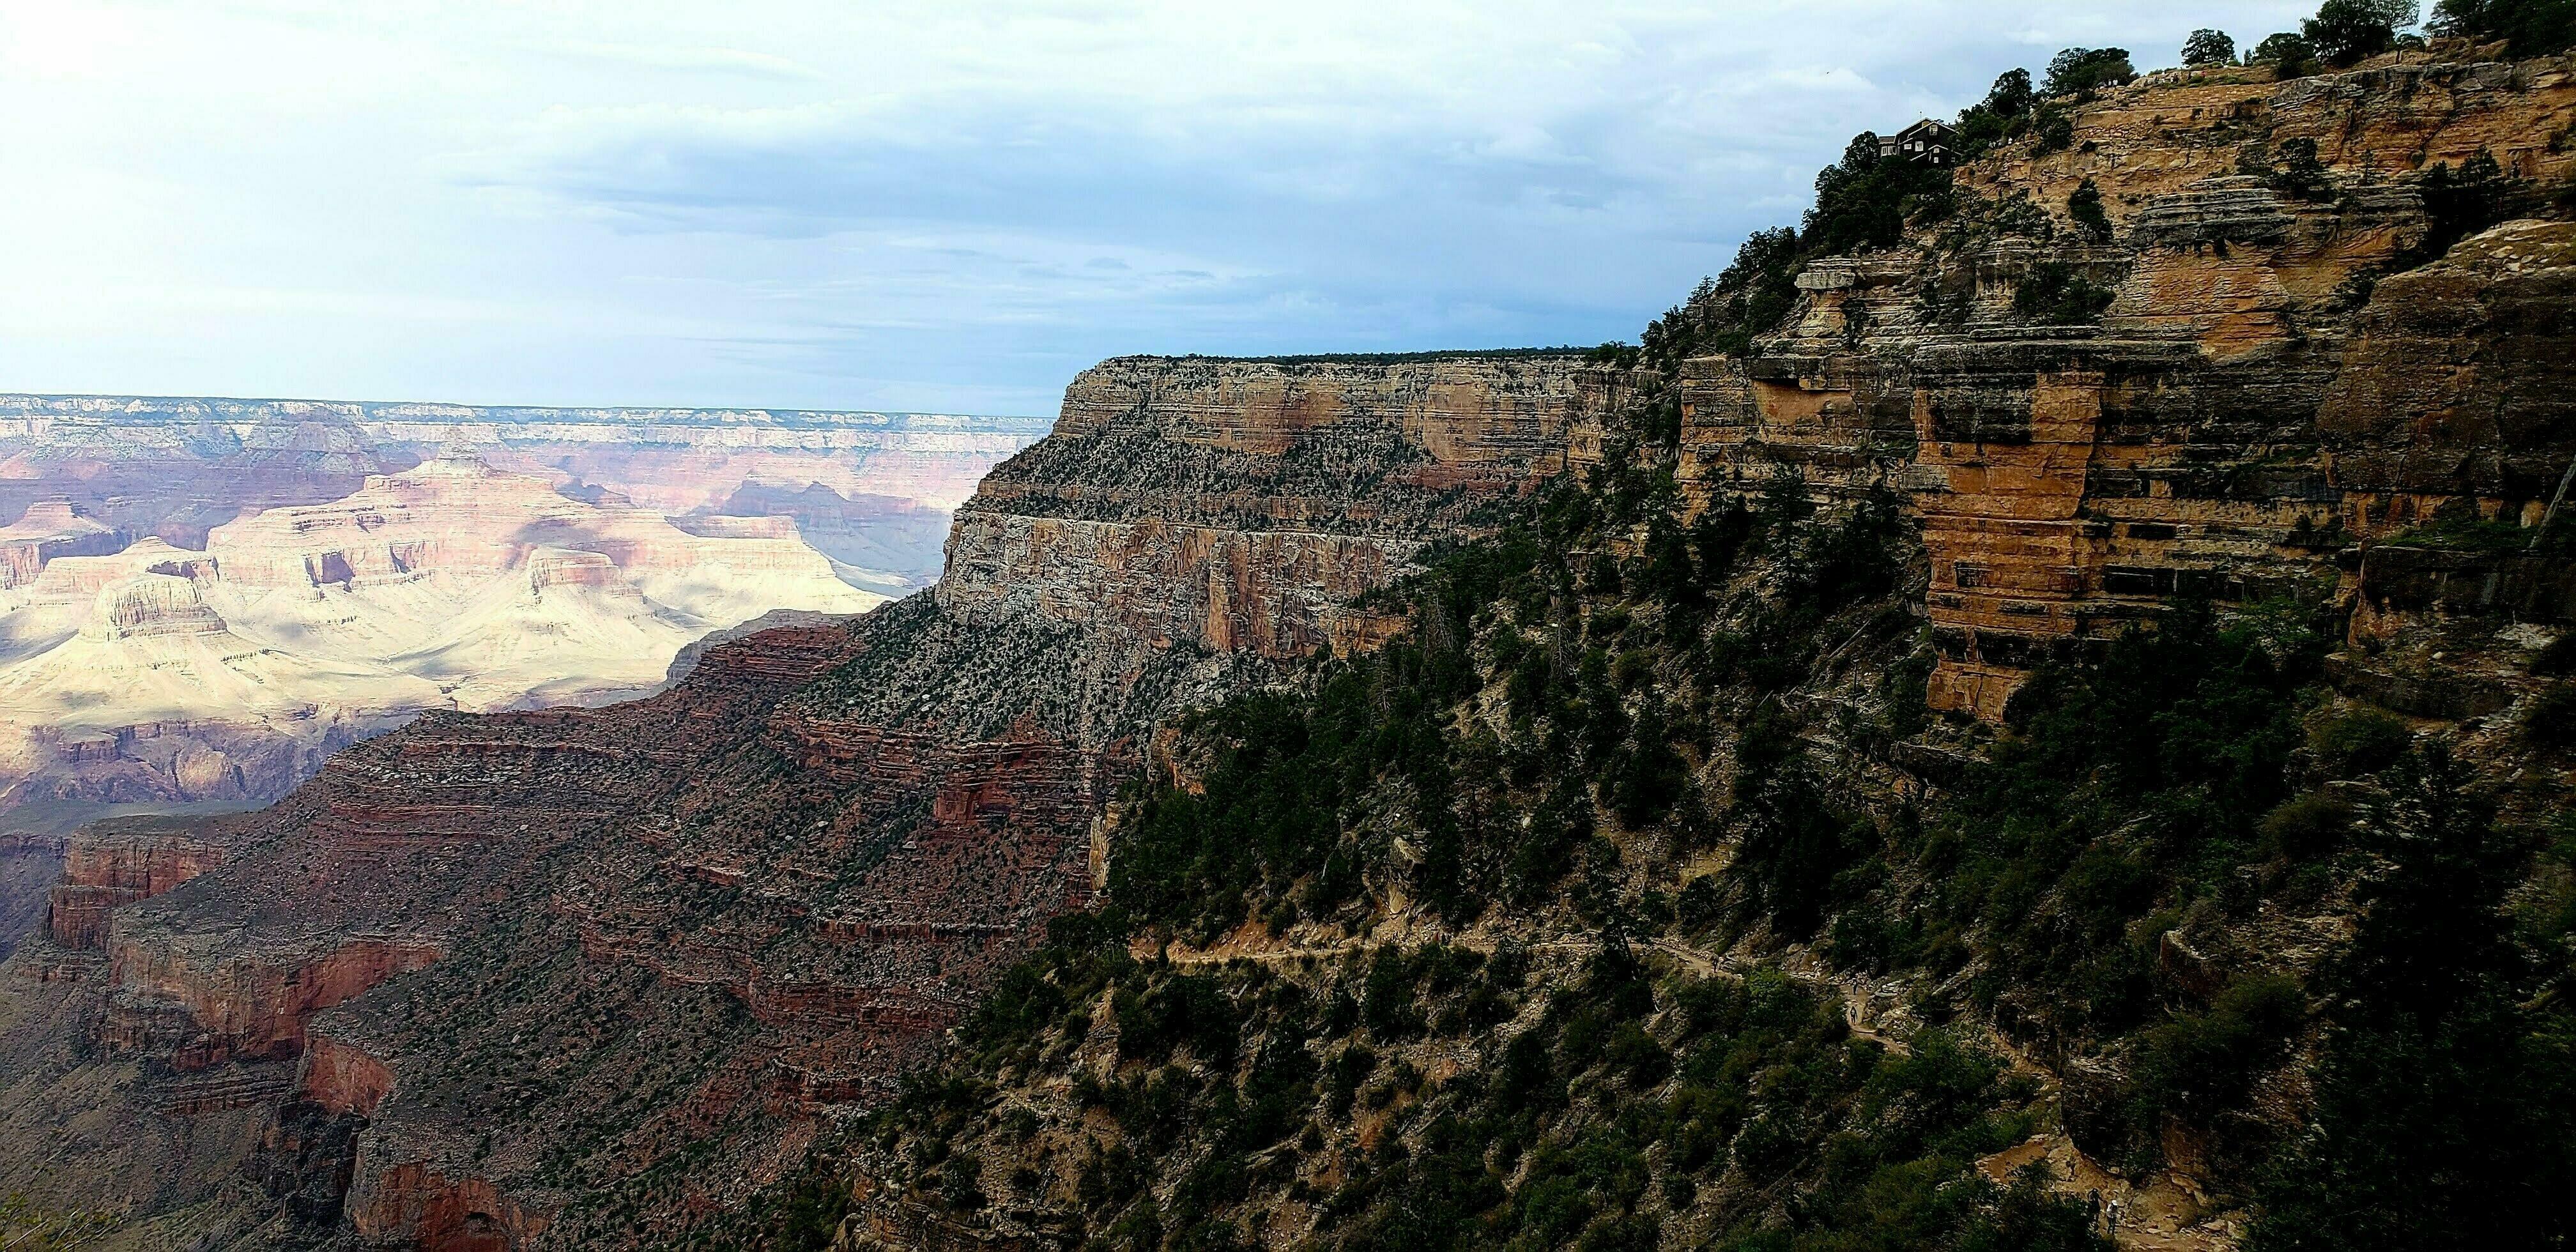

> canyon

[
  {"left": 0, "top": 404, "right": 1046, "bottom": 838},
  {"left": 0, "top": 397, "right": 1036, "bottom": 545},
  {"left": 0, "top": 38, "right": 2572, "bottom": 1252},
  {"left": 0, "top": 351, "right": 1618, "bottom": 1248}
]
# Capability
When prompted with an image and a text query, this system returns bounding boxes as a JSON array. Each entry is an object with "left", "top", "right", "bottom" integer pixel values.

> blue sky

[{"left": 0, "top": 1, "right": 2313, "bottom": 416}]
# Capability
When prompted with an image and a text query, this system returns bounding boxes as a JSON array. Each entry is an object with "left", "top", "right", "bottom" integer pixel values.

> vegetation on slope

[
  {"left": 726, "top": 9, "right": 2576, "bottom": 1249},
  {"left": 785, "top": 450, "right": 2575, "bottom": 1251}
]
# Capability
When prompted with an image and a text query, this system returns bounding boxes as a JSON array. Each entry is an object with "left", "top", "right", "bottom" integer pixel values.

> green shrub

[
  {"left": 2311, "top": 707, "right": 2411, "bottom": 777},
  {"left": 2034, "top": 105, "right": 2076, "bottom": 153},
  {"left": 2184, "top": 29, "right": 2240, "bottom": 63},
  {"left": 2012, "top": 261, "right": 2117, "bottom": 323},
  {"left": 2251, "top": 31, "right": 2320, "bottom": 73},
  {"left": 1806, "top": 133, "right": 1955, "bottom": 257},
  {"left": 2305, "top": 0, "right": 2420, "bottom": 65},
  {"left": 2251, "top": 745, "right": 2576, "bottom": 1251},
  {"left": 2133, "top": 975, "right": 2308, "bottom": 1120},
  {"left": 2067, "top": 179, "right": 2113, "bottom": 240},
  {"left": 2414, "top": 149, "right": 2522, "bottom": 263},
  {"left": 2043, "top": 47, "right": 2137, "bottom": 98},
  {"left": 2434, "top": 0, "right": 2576, "bottom": 53},
  {"left": 2270, "top": 137, "right": 2333, "bottom": 201},
  {"left": 1954, "top": 68, "right": 2037, "bottom": 160},
  {"left": 2525, "top": 685, "right": 2576, "bottom": 749},
  {"left": 2261, "top": 791, "right": 2357, "bottom": 858}
]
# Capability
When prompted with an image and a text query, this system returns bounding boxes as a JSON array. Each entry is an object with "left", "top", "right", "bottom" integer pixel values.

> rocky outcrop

[
  {"left": 944, "top": 354, "right": 1614, "bottom": 659},
  {"left": 1679, "top": 55, "right": 2576, "bottom": 717},
  {"left": 0, "top": 347, "right": 1595, "bottom": 1247},
  {"left": 0, "top": 501, "right": 124, "bottom": 588},
  {"left": 346, "top": 1158, "right": 552, "bottom": 1252},
  {"left": 46, "top": 820, "right": 226, "bottom": 949},
  {"left": 940, "top": 515, "right": 1415, "bottom": 659},
  {"left": 2319, "top": 218, "right": 2576, "bottom": 509},
  {"left": 7, "top": 47, "right": 2575, "bottom": 1252}
]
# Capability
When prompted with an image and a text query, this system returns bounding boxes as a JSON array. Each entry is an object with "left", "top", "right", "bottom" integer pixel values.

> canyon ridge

[{"left": 5, "top": 21, "right": 2576, "bottom": 1252}]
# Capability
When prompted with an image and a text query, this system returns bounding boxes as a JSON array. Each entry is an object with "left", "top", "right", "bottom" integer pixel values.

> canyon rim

[{"left": 6, "top": 5, "right": 2576, "bottom": 1251}]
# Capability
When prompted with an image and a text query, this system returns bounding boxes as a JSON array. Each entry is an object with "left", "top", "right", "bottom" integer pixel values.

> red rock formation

[
  {"left": 0, "top": 347, "right": 1590, "bottom": 1244},
  {"left": 8, "top": 52, "right": 2572, "bottom": 1249},
  {"left": 0, "top": 501, "right": 125, "bottom": 588},
  {"left": 102, "top": 934, "right": 441, "bottom": 1069},
  {"left": 346, "top": 1159, "right": 551, "bottom": 1252},
  {"left": 301, "top": 1031, "right": 399, "bottom": 1118},
  {"left": 46, "top": 825, "right": 225, "bottom": 949}
]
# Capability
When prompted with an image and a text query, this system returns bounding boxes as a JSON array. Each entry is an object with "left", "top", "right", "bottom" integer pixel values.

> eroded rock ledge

[{"left": 0, "top": 351, "right": 1598, "bottom": 1246}]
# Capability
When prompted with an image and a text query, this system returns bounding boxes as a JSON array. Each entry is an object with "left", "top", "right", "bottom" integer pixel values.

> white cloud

[{"left": 0, "top": 0, "right": 2319, "bottom": 414}]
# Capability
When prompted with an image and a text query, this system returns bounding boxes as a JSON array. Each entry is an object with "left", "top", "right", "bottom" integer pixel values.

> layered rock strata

[
  {"left": 0, "top": 397, "right": 1049, "bottom": 543},
  {"left": 945, "top": 355, "right": 1611, "bottom": 658},
  {"left": 0, "top": 459, "right": 896, "bottom": 823},
  {"left": 0, "top": 353, "right": 1595, "bottom": 1246},
  {"left": 8, "top": 47, "right": 2575, "bottom": 1249},
  {"left": 0, "top": 502, "right": 125, "bottom": 589},
  {"left": 1680, "top": 56, "right": 2576, "bottom": 717}
]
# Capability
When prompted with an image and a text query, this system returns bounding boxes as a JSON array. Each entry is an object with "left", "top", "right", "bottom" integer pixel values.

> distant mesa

[
  {"left": 86, "top": 574, "right": 227, "bottom": 641},
  {"left": 0, "top": 402, "right": 1048, "bottom": 830},
  {"left": 0, "top": 500, "right": 125, "bottom": 588}
]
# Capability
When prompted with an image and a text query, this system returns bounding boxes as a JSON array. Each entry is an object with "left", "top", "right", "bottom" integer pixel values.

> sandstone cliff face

[
  {"left": 942, "top": 355, "right": 1615, "bottom": 660},
  {"left": 45, "top": 820, "right": 226, "bottom": 950},
  {"left": 1680, "top": 54, "right": 2576, "bottom": 717},
  {"left": 0, "top": 353, "right": 1591, "bottom": 1248},
  {"left": 0, "top": 502, "right": 125, "bottom": 589},
  {"left": 0, "top": 459, "right": 902, "bottom": 827},
  {"left": 6, "top": 49, "right": 2572, "bottom": 1251}
]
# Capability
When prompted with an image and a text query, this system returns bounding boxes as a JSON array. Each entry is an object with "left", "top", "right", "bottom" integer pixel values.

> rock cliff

[
  {"left": 0, "top": 501, "right": 125, "bottom": 589},
  {"left": 3, "top": 41, "right": 2573, "bottom": 1252},
  {"left": 1678, "top": 55, "right": 2576, "bottom": 717},
  {"left": 0, "top": 352, "right": 1603, "bottom": 1246},
  {"left": 942, "top": 354, "right": 1617, "bottom": 659},
  {"left": 0, "top": 460, "right": 900, "bottom": 826}
]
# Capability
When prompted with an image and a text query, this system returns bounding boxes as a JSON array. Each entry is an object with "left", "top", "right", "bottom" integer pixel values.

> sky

[{"left": 0, "top": 1, "right": 2315, "bottom": 416}]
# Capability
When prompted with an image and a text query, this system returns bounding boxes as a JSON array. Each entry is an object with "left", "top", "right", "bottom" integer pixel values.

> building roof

[{"left": 1878, "top": 118, "right": 1955, "bottom": 164}]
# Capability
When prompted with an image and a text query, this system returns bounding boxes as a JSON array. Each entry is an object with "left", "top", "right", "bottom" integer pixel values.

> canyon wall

[
  {"left": 0, "top": 459, "right": 897, "bottom": 827},
  {"left": 942, "top": 354, "right": 1614, "bottom": 658},
  {"left": 0, "top": 833, "right": 59, "bottom": 958},
  {"left": 1678, "top": 56, "right": 2576, "bottom": 717},
  {"left": 0, "top": 353, "right": 1598, "bottom": 1247},
  {"left": 0, "top": 399, "right": 1048, "bottom": 833},
  {"left": 4, "top": 47, "right": 2572, "bottom": 1251}
]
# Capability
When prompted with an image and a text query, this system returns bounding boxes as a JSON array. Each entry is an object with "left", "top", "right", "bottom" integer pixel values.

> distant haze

[
  {"left": 0, "top": 395, "right": 1046, "bottom": 828},
  {"left": 1, "top": 1, "right": 2311, "bottom": 415}
]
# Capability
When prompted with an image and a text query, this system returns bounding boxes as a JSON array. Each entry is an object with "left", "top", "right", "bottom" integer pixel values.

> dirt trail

[{"left": 1976, "top": 1133, "right": 2242, "bottom": 1251}]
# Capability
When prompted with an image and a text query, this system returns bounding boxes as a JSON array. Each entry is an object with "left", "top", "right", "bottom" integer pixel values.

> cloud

[
  {"left": 0, "top": 0, "right": 2323, "bottom": 413},
  {"left": 549, "top": 41, "right": 825, "bottom": 80}
]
